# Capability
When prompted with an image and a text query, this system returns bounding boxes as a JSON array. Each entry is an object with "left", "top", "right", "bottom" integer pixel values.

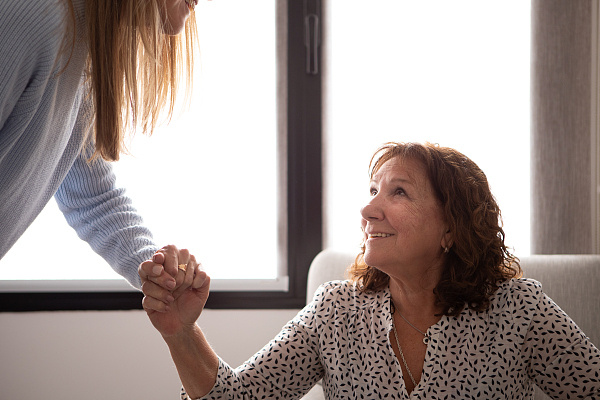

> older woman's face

[
  {"left": 360, "top": 156, "right": 451, "bottom": 276},
  {"left": 160, "top": 0, "right": 196, "bottom": 35}
]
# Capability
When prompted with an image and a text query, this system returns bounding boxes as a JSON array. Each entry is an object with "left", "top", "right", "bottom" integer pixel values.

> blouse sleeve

[
  {"left": 182, "top": 284, "right": 335, "bottom": 400},
  {"left": 522, "top": 281, "right": 600, "bottom": 399}
]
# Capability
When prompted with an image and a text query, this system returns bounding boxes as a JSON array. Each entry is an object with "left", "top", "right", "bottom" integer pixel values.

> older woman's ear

[{"left": 441, "top": 229, "right": 453, "bottom": 253}]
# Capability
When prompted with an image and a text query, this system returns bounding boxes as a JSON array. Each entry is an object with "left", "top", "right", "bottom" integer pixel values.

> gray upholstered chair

[{"left": 302, "top": 249, "right": 600, "bottom": 400}]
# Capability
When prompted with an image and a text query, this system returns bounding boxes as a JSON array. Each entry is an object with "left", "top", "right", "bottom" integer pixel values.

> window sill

[
  {"left": 0, "top": 277, "right": 302, "bottom": 312},
  {"left": 0, "top": 277, "right": 289, "bottom": 293}
]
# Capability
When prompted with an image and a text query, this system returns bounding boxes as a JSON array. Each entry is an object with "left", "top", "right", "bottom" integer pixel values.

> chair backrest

[
  {"left": 519, "top": 254, "right": 600, "bottom": 347},
  {"left": 306, "top": 249, "right": 600, "bottom": 400},
  {"left": 306, "top": 249, "right": 355, "bottom": 303}
]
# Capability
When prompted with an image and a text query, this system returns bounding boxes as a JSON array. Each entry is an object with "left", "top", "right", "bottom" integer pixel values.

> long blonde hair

[{"left": 64, "top": 0, "right": 198, "bottom": 161}]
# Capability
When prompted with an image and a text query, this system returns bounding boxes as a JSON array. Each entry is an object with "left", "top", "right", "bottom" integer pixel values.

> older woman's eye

[
  {"left": 370, "top": 188, "right": 378, "bottom": 196},
  {"left": 395, "top": 188, "right": 406, "bottom": 196}
]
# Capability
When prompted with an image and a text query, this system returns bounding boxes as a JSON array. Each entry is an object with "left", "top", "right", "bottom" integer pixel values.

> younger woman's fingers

[
  {"left": 157, "top": 245, "right": 188, "bottom": 277},
  {"left": 139, "top": 260, "right": 159, "bottom": 280},
  {"left": 185, "top": 255, "right": 197, "bottom": 283},
  {"left": 172, "top": 250, "right": 192, "bottom": 288},
  {"left": 172, "top": 260, "right": 195, "bottom": 299},
  {"left": 140, "top": 260, "right": 176, "bottom": 290}
]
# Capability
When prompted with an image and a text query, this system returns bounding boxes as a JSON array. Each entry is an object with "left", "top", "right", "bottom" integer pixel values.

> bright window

[
  {"left": 325, "top": 1, "right": 531, "bottom": 256},
  {"left": 0, "top": 1, "right": 279, "bottom": 284},
  {"left": 0, "top": 1, "right": 531, "bottom": 306}
]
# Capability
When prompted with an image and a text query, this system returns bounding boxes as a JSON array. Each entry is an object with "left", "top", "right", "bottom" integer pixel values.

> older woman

[{"left": 141, "top": 142, "right": 600, "bottom": 399}]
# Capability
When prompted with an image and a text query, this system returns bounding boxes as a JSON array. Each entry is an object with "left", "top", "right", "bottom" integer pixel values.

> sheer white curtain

[{"left": 324, "top": 0, "right": 532, "bottom": 256}]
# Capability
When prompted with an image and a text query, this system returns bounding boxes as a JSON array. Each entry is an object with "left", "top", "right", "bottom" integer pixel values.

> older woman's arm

[
  {"left": 523, "top": 283, "right": 600, "bottom": 398},
  {"left": 140, "top": 256, "right": 218, "bottom": 398},
  {"left": 165, "top": 324, "right": 219, "bottom": 399},
  {"left": 142, "top": 257, "right": 329, "bottom": 399}
]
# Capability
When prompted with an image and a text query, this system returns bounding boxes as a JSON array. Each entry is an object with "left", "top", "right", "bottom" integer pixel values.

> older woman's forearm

[{"left": 164, "top": 323, "right": 219, "bottom": 399}]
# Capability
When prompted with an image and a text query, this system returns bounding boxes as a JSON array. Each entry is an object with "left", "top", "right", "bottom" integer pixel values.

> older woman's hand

[{"left": 141, "top": 253, "right": 210, "bottom": 338}]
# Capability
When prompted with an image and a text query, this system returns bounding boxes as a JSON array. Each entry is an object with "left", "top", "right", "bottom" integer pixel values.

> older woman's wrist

[
  {"left": 163, "top": 323, "right": 201, "bottom": 343},
  {"left": 164, "top": 323, "right": 218, "bottom": 399}
]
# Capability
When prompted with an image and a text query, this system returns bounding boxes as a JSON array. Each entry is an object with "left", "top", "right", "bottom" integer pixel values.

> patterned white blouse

[{"left": 184, "top": 279, "right": 600, "bottom": 399}]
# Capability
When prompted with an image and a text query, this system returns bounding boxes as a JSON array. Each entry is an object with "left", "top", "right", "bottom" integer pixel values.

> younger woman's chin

[
  {"left": 161, "top": 1, "right": 190, "bottom": 36},
  {"left": 163, "top": 18, "right": 187, "bottom": 35}
]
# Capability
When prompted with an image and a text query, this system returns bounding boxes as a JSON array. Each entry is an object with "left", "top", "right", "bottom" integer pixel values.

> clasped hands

[{"left": 138, "top": 245, "right": 210, "bottom": 338}]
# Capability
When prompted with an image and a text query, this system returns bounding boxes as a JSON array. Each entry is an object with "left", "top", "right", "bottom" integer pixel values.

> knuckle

[
  {"left": 139, "top": 260, "right": 152, "bottom": 272},
  {"left": 162, "top": 244, "right": 178, "bottom": 254},
  {"left": 141, "top": 281, "right": 155, "bottom": 295}
]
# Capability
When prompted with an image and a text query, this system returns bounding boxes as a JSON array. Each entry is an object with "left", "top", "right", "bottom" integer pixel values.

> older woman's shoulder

[
  {"left": 311, "top": 280, "right": 368, "bottom": 301},
  {"left": 503, "top": 277, "right": 543, "bottom": 293},
  {"left": 309, "top": 280, "right": 387, "bottom": 311},
  {"left": 489, "top": 278, "right": 544, "bottom": 313}
]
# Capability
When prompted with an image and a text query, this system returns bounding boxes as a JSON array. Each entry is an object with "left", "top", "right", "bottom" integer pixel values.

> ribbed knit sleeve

[{"left": 55, "top": 140, "right": 158, "bottom": 289}]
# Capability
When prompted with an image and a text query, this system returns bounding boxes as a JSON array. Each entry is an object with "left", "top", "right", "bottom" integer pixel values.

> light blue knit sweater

[{"left": 0, "top": 0, "right": 158, "bottom": 288}]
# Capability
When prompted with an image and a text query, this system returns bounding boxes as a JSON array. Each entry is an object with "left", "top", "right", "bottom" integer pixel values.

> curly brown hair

[{"left": 349, "top": 142, "right": 522, "bottom": 316}]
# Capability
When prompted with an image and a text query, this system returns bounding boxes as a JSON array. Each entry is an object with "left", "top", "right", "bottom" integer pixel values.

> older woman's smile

[{"left": 368, "top": 232, "right": 394, "bottom": 239}]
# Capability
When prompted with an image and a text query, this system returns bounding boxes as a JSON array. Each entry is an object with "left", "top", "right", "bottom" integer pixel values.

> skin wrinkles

[
  {"left": 361, "top": 155, "right": 453, "bottom": 393},
  {"left": 361, "top": 156, "right": 452, "bottom": 293}
]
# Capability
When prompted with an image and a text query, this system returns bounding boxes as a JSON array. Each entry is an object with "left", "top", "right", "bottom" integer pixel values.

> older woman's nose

[{"left": 360, "top": 202, "right": 383, "bottom": 221}]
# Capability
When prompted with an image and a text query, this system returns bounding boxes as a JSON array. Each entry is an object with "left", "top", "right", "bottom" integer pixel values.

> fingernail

[
  {"left": 166, "top": 280, "right": 176, "bottom": 289},
  {"left": 167, "top": 295, "right": 175, "bottom": 303},
  {"left": 152, "top": 265, "right": 163, "bottom": 275}
]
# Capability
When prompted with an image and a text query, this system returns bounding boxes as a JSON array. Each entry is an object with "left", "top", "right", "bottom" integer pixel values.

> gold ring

[{"left": 178, "top": 263, "right": 187, "bottom": 272}]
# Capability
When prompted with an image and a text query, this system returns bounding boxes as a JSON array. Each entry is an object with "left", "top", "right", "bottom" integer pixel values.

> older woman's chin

[{"left": 362, "top": 252, "right": 379, "bottom": 268}]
